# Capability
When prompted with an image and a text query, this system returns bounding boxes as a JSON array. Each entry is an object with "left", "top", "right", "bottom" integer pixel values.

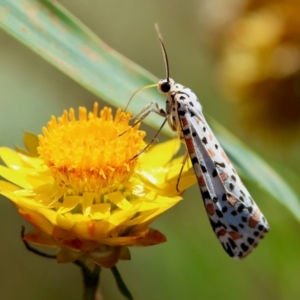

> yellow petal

[
  {"left": 89, "top": 203, "right": 111, "bottom": 220},
  {"left": 0, "top": 147, "right": 26, "bottom": 170},
  {"left": 105, "top": 191, "right": 132, "bottom": 210},
  {"left": 139, "top": 138, "right": 180, "bottom": 169},
  {"left": 34, "top": 183, "right": 65, "bottom": 207},
  {"left": 23, "top": 131, "right": 40, "bottom": 157},
  {"left": 158, "top": 173, "right": 197, "bottom": 197},
  {"left": 18, "top": 153, "right": 45, "bottom": 170},
  {"left": 82, "top": 192, "right": 95, "bottom": 216},
  {"left": 131, "top": 228, "right": 166, "bottom": 246},
  {"left": 0, "top": 165, "right": 34, "bottom": 189},
  {"left": 19, "top": 208, "right": 54, "bottom": 235},
  {"left": 23, "top": 228, "right": 57, "bottom": 248},
  {"left": 100, "top": 235, "right": 144, "bottom": 246},
  {"left": 57, "top": 196, "right": 81, "bottom": 214},
  {"left": 56, "top": 213, "right": 74, "bottom": 230},
  {"left": 36, "top": 207, "right": 58, "bottom": 226},
  {"left": 73, "top": 220, "right": 114, "bottom": 241},
  {"left": 105, "top": 207, "right": 139, "bottom": 227},
  {"left": 0, "top": 180, "right": 24, "bottom": 193},
  {"left": 52, "top": 227, "right": 98, "bottom": 252}
]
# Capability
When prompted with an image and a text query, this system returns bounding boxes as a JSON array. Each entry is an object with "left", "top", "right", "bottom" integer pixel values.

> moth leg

[
  {"left": 119, "top": 101, "right": 169, "bottom": 159},
  {"left": 131, "top": 101, "right": 164, "bottom": 121},
  {"left": 119, "top": 102, "right": 166, "bottom": 137},
  {"left": 176, "top": 150, "right": 190, "bottom": 192},
  {"left": 131, "top": 117, "right": 168, "bottom": 160}
]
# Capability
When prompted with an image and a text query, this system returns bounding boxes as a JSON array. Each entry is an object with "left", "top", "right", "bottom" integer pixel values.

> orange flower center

[{"left": 38, "top": 103, "right": 146, "bottom": 193}]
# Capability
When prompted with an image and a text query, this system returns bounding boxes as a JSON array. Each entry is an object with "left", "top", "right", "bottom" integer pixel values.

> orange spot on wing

[
  {"left": 229, "top": 231, "right": 242, "bottom": 240},
  {"left": 208, "top": 148, "right": 215, "bottom": 157},
  {"left": 181, "top": 118, "right": 188, "bottom": 127},
  {"left": 197, "top": 176, "right": 205, "bottom": 187},
  {"left": 216, "top": 229, "right": 227, "bottom": 237},
  {"left": 227, "top": 195, "right": 238, "bottom": 206},
  {"left": 185, "top": 137, "right": 195, "bottom": 153},
  {"left": 249, "top": 209, "right": 261, "bottom": 228},
  {"left": 206, "top": 203, "right": 215, "bottom": 215},
  {"left": 219, "top": 172, "right": 229, "bottom": 183},
  {"left": 216, "top": 229, "right": 242, "bottom": 240}
]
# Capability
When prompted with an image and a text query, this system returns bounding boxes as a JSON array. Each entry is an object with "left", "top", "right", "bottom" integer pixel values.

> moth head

[{"left": 158, "top": 78, "right": 175, "bottom": 94}]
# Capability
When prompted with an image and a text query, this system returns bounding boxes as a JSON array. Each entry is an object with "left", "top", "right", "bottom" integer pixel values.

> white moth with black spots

[
  {"left": 131, "top": 26, "right": 269, "bottom": 259},
  {"left": 158, "top": 78, "right": 269, "bottom": 259}
]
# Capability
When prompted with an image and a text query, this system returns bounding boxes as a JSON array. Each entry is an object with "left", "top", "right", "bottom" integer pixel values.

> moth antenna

[
  {"left": 155, "top": 23, "right": 170, "bottom": 82},
  {"left": 124, "top": 83, "right": 158, "bottom": 112}
]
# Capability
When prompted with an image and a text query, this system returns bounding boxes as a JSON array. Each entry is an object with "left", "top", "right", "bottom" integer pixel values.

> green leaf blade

[{"left": 0, "top": 0, "right": 170, "bottom": 134}]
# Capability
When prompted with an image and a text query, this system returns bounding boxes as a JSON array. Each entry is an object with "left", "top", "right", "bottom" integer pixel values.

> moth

[{"left": 130, "top": 26, "right": 269, "bottom": 259}]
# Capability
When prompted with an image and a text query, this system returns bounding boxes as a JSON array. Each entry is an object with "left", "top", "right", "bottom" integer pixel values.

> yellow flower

[{"left": 0, "top": 103, "right": 195, "bottom": 268}]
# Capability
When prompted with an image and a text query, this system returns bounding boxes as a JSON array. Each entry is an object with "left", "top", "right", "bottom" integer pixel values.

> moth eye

[{"left": 160, "top": 81, "right": 171, "bottom": 93}]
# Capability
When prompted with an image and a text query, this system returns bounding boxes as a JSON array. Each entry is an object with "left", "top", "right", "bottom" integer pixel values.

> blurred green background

[{"left": 1, "top": 0, "right": 300, "bottom": 299}]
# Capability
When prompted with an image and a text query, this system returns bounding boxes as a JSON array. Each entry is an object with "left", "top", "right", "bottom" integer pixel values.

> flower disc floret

[{"left": 38, "top": 104, "right": 145, "bottom": 193}]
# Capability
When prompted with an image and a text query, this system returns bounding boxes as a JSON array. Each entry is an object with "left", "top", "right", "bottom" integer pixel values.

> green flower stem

[
  {"left": 74, "top": 261, "right": 101, "bottom": 300},
  {"left": 111, "top": 266, "right": 133, "bottom": 300}
]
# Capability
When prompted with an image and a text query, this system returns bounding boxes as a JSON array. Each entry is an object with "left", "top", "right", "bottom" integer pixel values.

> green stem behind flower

[
  {"left": 75, "top": 261, "right": 101, "bottom": 300},
  {"left": 111, "top": 266, "right": 133, "bottom": 300}
]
